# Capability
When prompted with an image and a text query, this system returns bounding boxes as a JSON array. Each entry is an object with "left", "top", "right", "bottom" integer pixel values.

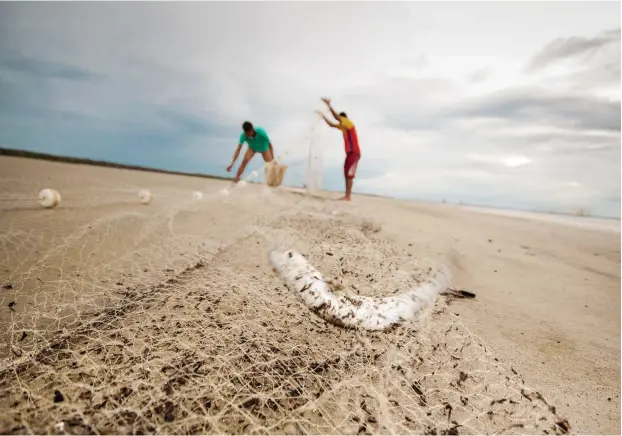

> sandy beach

[{"left": 0, "top": 155, "right": 619, "bottom": 435}]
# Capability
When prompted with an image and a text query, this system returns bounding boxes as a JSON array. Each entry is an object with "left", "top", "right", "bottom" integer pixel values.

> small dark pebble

[
  {"left": 242, "top": 398, "right": 260, "bottom": 409},
  {"left": 555, "top": 419, "right": 570, "bottom": 434},
  {"left": 53, "top": 390, "right": 64, "bottom": 403},
  {"left": 488, "top": 239, "right": 492, "bottom": 243},
  {"left": 288, "top": 388, "right": 302, "bottom": 397},
  {"left": 8, "top": 301, "right": 16, "bottom": 309},
  {"left": 2, "top": 284, "right": 13, "bottom": 290},
  {"left": 18, "top": 332, "right": 27, "bottom": 341},
  {"left": 326, "top": 252, "right": 334, "bottom": 256}
]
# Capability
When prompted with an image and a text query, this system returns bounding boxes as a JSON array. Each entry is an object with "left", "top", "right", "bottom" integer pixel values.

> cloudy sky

[{"left": 0, "top": 2, "right": 619, "bottom": 217}]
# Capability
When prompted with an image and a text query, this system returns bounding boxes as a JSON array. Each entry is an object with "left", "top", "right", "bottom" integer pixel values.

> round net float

[
  {"left": 192, "top": 191, "right": 204, "bottom": 200},
  {"left": 250, "top": 170, "right": 259, "bottom": 179},
  {"left": 137, "top": 190, "right": 152, "bottom": 204},
  {"left": 38, "top": 188, "right": 61, "bottom": 209}
]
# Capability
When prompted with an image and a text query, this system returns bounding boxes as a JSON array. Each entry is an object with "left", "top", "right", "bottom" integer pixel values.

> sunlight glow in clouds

[
  {"left": 465, "top": 154, "right": 533, "bottom": 168},
  {"left": 502, "top": 156, "right": 532, "bottom": 168}
]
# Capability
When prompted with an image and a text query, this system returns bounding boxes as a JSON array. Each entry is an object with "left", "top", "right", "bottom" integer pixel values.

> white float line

[{"left": 0, "top": 188, "right": 212, "bottom": 209}]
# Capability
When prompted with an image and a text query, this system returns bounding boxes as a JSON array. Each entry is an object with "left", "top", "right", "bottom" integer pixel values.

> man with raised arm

[
  {"left": 317, "top": 97, "right": 361, "bottom": 201},
  {"left": 227, "top": 121, "right": 275, "bottom": 183}
]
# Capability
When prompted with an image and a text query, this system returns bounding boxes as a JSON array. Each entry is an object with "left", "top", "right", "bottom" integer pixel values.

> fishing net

[{"left": 0, "top": 174, "right": 570, "bottom": 435}]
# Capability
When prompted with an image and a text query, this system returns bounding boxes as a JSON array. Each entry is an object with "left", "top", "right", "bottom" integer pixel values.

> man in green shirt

[{"left": 227, "top": 121, "right": 275, "bottom": 183}]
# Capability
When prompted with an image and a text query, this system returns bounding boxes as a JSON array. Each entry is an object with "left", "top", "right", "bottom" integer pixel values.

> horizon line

[{"left": 0, "top": 145, "right": 618, "bottom": 221}]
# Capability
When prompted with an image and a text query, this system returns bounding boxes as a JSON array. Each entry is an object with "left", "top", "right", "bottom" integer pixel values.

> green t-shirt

[{"left": 239, "top": 127, "right": 271, "bottom": 153}]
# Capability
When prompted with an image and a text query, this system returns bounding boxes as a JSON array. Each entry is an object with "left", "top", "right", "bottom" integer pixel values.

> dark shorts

[{"left": 344, "top": 153, "right": 360, "bottom": 179}]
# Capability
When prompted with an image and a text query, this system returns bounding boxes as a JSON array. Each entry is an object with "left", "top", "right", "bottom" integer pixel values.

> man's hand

[
  {"left": 226, "top": 164, "right": 233, "bottom": 172},
  {"left": 318, "top": 112, "right": 340, "bottom": 129},
  {"left": 321, "top": 97, "right": 341, "bottom": 122}
]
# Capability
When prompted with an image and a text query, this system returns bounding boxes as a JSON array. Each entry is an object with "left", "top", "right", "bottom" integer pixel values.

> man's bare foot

[
  {"left": 337, "top": 196, "right": 351, "bottom": 201},
  {"left": 233, "top": 177, "right": 240, "bottom": 184}
]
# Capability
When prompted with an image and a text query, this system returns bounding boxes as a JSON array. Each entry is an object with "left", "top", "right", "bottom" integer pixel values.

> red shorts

[{"left": 344, "top": 153, "right": 360, "bottom": 179}]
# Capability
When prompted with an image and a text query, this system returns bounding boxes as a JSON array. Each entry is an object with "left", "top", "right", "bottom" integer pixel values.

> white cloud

[{"left": 465, "top": 154, "right": 533, "bottom": 168}]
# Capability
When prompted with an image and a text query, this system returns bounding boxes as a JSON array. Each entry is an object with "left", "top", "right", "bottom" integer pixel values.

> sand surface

[
  {"left": 0, "top": 155, "right": 619, "bottom": 434},
  {"left": 355, "top": 197, "right": 621, "bottom": 434}
]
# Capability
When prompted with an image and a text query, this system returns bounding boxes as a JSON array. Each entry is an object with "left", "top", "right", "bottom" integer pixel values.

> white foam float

[
  {"left": 220, "top": 188, "right": 230, "bottom": 196},
  {"left": 19, "top": 187, "right": 205, "bottom": 209},
  {"left": 38, "top": 188, "right": 62, "bottom": 209},
  {"left": 269, "top": 248, "right": 453, "bottom": 331},
  {"left": 237, "top": 180, "right": 247, "bottom": 187},
  {"left": 250, "top": 170, "right": 259, "bottom": 179},
  {"left": 137, "top": 190, "right": 152, "bottom": 204}
]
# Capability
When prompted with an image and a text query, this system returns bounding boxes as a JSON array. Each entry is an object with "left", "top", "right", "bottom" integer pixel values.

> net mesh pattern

[{"left": 0, "top": 184, "right": 570, "bottom": 435}]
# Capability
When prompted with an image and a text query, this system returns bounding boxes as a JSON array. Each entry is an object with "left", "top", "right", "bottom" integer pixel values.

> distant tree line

[{"left": 0, "top": 147, "right": 233, "bottom": 182}]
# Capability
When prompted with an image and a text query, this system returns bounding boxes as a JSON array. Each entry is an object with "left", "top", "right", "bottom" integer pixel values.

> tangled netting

[{"left": 0, "top": 182, "right": 571, "bottom": 435}]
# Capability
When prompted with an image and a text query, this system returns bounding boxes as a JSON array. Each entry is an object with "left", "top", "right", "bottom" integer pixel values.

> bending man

[
  {"left": 317, "top": 97, "right": 361, "bottom": 201},
  {"left": 227, "top": 121, "right": 274, "bottom": 183}
]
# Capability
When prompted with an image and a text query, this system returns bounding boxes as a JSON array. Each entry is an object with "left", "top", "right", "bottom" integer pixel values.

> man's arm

[
  {"left": 321, "top": 97, "right": 342, "bottom": 122},
  {"left": 227, "top": 143, "right": 243, "bottom": 171},
  {"left": 318, "top": 113, "right": 345, "bottom": 131}
]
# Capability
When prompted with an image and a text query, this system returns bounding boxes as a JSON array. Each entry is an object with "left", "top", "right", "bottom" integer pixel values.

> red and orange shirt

[{"left": 338, "top": 116, "right": 361, "bottom": 156}]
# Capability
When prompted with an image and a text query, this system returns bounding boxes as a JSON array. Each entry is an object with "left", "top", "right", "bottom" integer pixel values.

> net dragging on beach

[{"left": 0, "top": 185, "right": 570, "bottom": 435}]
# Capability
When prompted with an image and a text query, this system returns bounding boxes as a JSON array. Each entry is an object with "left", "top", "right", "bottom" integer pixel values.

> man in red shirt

[{"left": 317, "top": 97, "right": 361, "bottom": 201}]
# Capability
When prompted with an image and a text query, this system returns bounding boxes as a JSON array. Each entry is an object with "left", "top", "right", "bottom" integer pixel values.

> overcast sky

[{"left": 0, "top": 2, "right": 619, "bottom": 217}]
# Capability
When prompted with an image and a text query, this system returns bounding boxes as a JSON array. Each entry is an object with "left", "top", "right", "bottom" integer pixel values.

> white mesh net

[
  {"left": 305, "top": 155, "right": 324, "bottom": 194},
  {"left": 0, "top": 172, "right": 571, "bottom": 435},
  {"left": 304, "top": 125, "right": 325, "bottom": 194}
]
